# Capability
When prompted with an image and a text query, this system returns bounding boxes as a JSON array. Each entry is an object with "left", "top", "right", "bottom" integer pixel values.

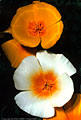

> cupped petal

[
  {"left": 36, "top": 51, "right": 76, "bottom": 76},
  {"left": 32, "top": 1, "right": 62, "bottom": 26},
  {"left": 48, "top": 73, "right": 74, "bottom": 107},
  {"left": 41, "top": 21, "right": 63, "bottom": 49},
  {"left": 11, "top": 12, "right": 40, "bottom": 47},
  {"left": 13, "top": 56, "right": 41, "bottom": 90},
  {"left": 15, "top": 91, "right": 55, "bottom": 118}
]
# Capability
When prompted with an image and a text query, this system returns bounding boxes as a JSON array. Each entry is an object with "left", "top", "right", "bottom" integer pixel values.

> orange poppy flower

[
  {"left": 43, "top": 94, "right": 81, "bottom": 120},
  {"left": 9, "top": 1, "right": 63, "bottom": 49},
  {"left": 1, "top": 1, "right": 63, "bottom": 68}
]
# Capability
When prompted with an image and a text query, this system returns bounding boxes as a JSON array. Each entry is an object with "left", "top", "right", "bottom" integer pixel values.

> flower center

[
  {"left": 28, "top": 21, "right": 46, "bottom": 37},
  {"left": 31, "top": 70, "right": 59, "bottom": 99}
]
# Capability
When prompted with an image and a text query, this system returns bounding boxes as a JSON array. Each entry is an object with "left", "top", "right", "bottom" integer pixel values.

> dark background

[{"left": 0, "top": 0, "right": 81, "bottom": 119}]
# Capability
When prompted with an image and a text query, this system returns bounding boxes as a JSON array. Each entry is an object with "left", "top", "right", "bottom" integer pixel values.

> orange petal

[
  {"left": 64, "top": 94, "right": 81, "bottom": 120},
  {"left": 10, "top": 1, "right": 63, "bottom": 48},
  {"left": 43, "top": 107, "right": 68, "bottom": 120},
  {"left": 16, "top": 1, "right": 61, "bottom": 25},
  {"left": 31, "top": 1, "right": 62, "bottom": 26},
  {"left": 11, "top": 9, "right": 40, "bottom": 47},
  {"left": 41, "top": 21, "right": 63, "bottom": 49},
  {"left": 11, "top": 2, "right": 41, "bottom": 47},
  {"left": 1, "top": 39, "right": 36, "bottom": 68}
]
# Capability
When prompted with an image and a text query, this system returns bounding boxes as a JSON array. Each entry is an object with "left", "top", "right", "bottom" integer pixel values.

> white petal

[
  {"left": 15, "top": 91, "right": 55, "bottom": 118},
  {"left": 49, "top": 73, "right": 74, "bottom": 107},
  {"left": 36, "top": 51, "right": 76, "bottom": 76},
  {"left": 55, "top": 54, "right": 76, "bottom": 76},
  {"left": 13, "top": 56, "right": 41, "bottom": 90}
]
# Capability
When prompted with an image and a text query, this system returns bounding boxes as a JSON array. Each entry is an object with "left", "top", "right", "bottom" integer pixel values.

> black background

[{"left": 0, "top": 0, "right": 81, "bottom": 119}]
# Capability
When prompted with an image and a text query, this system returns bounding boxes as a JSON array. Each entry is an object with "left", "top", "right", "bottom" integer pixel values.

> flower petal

[
  {"left": 33, "top": 1, "right": 62, "bottom": 26},
  {"left": 15, "top": 91, "right": 55, "bottom": 118},
  {"left": 43, "top": 108, "right": 68, "bottom": 120},
  {"left": 36, "top": 51, "right": 76, "bottom": 76},
  {"left": 1, "top": 39, "right": 36, "bottom": 68},
  {"left": 48, "top": 73, "right": 74, "bottom": 107},
  {"left": 11, "top": 11, "right": 41, "bottom": 47},
  {"left": 13, "top": 56, "right": 41, "bottom": 90},
  {"left": 41, "top": 21, "right": 64, "bottom": 49}
]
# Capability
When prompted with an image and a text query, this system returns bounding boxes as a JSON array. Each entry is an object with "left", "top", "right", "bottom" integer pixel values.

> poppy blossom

[
  {"left": 5, "top": 1, "right": 64, "bottom": 49},
  {"left": 1, "top": 1, "right": 64, "bottom": 68},
  {"left": 13, "top": 51, "right": 76, "bottom": 118}
]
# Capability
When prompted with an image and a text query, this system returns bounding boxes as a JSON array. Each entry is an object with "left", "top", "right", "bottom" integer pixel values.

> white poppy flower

[{"left": 13, "top": 51, "right": 76, "bottom": 118}]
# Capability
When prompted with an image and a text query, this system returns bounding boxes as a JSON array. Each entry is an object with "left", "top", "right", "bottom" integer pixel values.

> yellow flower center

[
  {"left": 28, "top": 21, "right": 46, "bottom": 37},
  {"left": 31, "top": 70, "right": 59, "bottom": 99}
]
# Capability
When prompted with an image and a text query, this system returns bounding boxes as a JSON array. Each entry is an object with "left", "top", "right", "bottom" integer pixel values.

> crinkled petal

[
  {"left": 49, "top": 73, "right": 74, "bottom": 107},
  {"left": 13, "top": 56, "right": 41, "bottom": 90},
  {"left": 15, "top": 91, "right": 55, "bottom": 118},
  {"left": 36, "top": 51, "right": 76, "bottom": 76}
]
